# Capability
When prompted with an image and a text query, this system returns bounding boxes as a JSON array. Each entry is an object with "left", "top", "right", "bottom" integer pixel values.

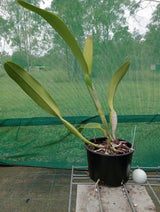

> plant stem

[{"left": 87, "top": 83, "right": 113, "bottom": 142}]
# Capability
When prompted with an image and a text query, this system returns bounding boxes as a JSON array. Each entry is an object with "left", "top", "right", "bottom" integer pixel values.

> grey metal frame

[{"left": 68, "top": 166, "right": 160, "bottom": 212}]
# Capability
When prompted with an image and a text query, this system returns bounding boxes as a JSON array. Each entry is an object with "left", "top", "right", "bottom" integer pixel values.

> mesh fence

[{"left": 0, "top": 0, "right": 160, "bottom": 168}]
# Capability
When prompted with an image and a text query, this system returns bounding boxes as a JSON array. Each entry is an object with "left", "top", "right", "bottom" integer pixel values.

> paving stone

[{"left": 76, "top": 184, "right": 156, "bottom": 212}]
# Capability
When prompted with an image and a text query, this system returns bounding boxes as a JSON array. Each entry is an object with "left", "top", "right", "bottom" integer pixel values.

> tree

[
  {"left": 81, "top": 0, "right": 140, "bottom": 76},
  {"left": 50, "top": 0, "right": 85, "bottom": 79},
  {"left": 0, "top": 0, "right": 142, "bottom": 75},
  {"left": 144, "top": 3, "right": 160, "bottom": 67},
  {"left": 0, "top": 0, "right": 54, "bottom": 70}
]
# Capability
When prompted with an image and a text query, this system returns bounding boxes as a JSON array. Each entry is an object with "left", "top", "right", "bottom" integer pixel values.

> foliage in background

[{"left": 0, "top": 0, "right": 160, "bottom": 77}]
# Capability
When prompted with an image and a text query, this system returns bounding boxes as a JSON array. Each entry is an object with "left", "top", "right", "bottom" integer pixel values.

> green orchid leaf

[
  {"left": 17, "top": 0, "right": 91, "bottom": 86},
  {"left": 61, "top": 118, "right": 101, "bottom": 147},
  {"left": 108, "top": 61, "right": 130, "bottom": 138},
  {"left": 78, "top": 122, "right": 106, "bottom": 136},
  {"left": 62, "top": 119, "right": 87, "bottom": 138},
  {"left": 4, "top": 61, "right": 101, "bottom": 148},
  {"left": 108, "top": 61, "right": 131, "bottom": 111},
  {"left": 83, "top": 35, "right": 93, "bottom": 76},
  {"left": 4, "top": 61, "right": 61, "bottom": 118}
]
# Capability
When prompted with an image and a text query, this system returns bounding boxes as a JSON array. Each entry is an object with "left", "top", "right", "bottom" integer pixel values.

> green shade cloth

[
  {"left": 0, "top": 116, "right": 160, "bottom": 169},
  {"left": 1, "top": 0, "right": 160, "bottom": 169}
]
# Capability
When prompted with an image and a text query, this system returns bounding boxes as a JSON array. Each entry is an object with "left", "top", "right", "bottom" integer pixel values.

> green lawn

[{"left": 1, "top": 68, "right": 160, "bottom": 119}]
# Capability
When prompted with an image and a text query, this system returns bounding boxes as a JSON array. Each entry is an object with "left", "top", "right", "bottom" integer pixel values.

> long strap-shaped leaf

[
  {"left": 108, "top": 61, "right": 131, "bottom": 111},
  {"left": 17, "top": 0, "right": 92, "bottom": 87},
  {"left": 4, "top": 61, "right": 62, "bottom": 118},
  {"left": 83, "top": 35, "right": 93, "bottom": 76},
  {"left": 78, "top": 122, "right": 106, "bottom": 135},
  {"left": 61, "top": 118, "right": 101, "bottom": 147},
  {"left": 4, "top": 61, "right": 101, "bottom": 148},
  {"left": 108, "top": 61, "right": 130, "bottom": 138}
]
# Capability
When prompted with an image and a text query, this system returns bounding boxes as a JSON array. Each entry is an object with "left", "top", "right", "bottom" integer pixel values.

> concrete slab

[{"left": 76, "top": 184, "right": 156, "bottom": 212}]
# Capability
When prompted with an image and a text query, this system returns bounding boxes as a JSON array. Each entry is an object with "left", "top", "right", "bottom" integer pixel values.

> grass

[{"left": 1, "top": 68, "right": 160, "bottom": 119}]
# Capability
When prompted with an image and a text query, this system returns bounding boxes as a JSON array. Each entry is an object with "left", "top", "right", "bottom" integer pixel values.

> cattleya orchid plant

[{"left": 4, "top": 0, "right": 131, "bottom": 153}]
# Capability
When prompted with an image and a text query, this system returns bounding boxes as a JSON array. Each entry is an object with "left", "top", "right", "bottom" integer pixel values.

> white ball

[{"left": 132, "top": 169, "right": 147, "bottom": 184}]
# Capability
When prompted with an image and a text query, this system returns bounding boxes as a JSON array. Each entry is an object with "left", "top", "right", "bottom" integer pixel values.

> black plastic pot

[{"left": 85, "top": 137, "right": 134, "bottom": 187}]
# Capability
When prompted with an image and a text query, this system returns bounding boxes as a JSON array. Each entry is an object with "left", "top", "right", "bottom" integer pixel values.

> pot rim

[{"left": 85, "top": 137, "right": 135, "bottom": 157}]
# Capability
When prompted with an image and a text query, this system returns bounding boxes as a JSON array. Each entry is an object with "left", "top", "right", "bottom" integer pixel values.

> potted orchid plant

[{"left": 4, "top": 0, "right": 134, "bottom": 186}]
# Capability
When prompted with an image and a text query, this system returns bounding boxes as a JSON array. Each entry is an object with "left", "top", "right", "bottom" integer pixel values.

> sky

[
  {"left": 40, "top": 0, "right": 52, "bottom": 9},
  {"left": 125, "top": 0, "right": 159, "bottom": 34}
]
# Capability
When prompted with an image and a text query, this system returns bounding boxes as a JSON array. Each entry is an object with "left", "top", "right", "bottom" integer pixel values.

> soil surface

[{"left": 86, "top": 138, "right": 134, "bottom": 155}]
